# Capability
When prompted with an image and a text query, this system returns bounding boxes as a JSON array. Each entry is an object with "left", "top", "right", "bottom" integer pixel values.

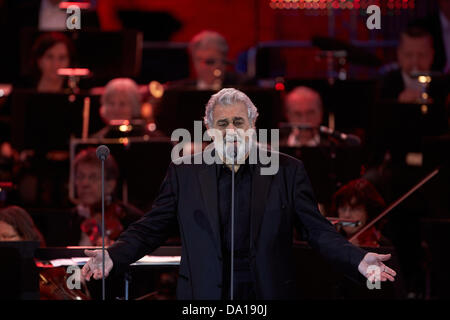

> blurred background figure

[
  {"left": 412, "top": 0, "right": 450, "bottom": 73},
  {"left": 380, "top": 26, "right": 435, "bottom": 103},
  {"left": 29, "top": 32, "right": 74, "bottom": 93},
  {"left": 190, "top": 30, "right": 229, "bottom": 90},
  {"left": 330, "top": 178, "right": 390, "bottom": 248},
  {"left": 99, "top": 78, "right": 141, "bottom": 124},
  {"left": 92, "top": 77, "right": 164, "bottom": 139},
  {"left": 0, "top": 205, "right": 45, "bottom": 246},
  {"left": 70, "top": 148, "right": 142, "bottom": 246},
  {"left": 281, "top": 86, "right": 324, "bottom": 147},
  {"left": 168, "top": 30, "right": 250, "bottom": 89}
]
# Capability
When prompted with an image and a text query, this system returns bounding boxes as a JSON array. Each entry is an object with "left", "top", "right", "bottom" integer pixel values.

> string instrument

[
  {"left": 351, "top": 226, "right": 382, "bottom": 248},
  {"left": 38, "top": 202, "right": 127, "bottom": 299},
  {"left": 80, "top": 202, "right": 125, "bottom": 246},
  {"left": 39, "top": 266, "right": 91, "bottom": 300}
]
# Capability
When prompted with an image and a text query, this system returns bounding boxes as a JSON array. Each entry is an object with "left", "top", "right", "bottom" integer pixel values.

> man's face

[
  {"left": 101, "top": 92, "right": 135, "bottom": 123},
  {"left": 208, "top": 103, "right": 254, "bottom": 162},
  {"left": 285, "top": 95, "right": 322, "bottom": 127},
  {"left": 75, "top": 163, "right": 102, "bottom": 206},
  {"left": 285, "top": 93, "right": 323, "bottom": 143},
  {"left": 192, "top": 47, "right": 226, "bottom": 85},
  {"left": 38, "top": 42, "right": 70, "bottom": 82},
  {"left": 397, "top": 35, "right": 434, "bottom": 75}
]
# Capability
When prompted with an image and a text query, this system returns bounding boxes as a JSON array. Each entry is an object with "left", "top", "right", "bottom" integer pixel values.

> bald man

[{"left": 282, "top": 86, "right": 324, "bottom": 147}]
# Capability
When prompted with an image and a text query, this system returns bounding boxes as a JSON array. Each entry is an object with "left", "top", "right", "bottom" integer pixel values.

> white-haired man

[
  {"left": 82, "top": 88, "right": 396, "bottom": 300},
  {"left": 92, "top": 77, "right": 164, "bottom": 139}
]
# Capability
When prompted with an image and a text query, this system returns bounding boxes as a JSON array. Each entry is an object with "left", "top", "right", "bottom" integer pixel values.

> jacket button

[
  {"left": 217, "top": 283, "right": 222, "bottom": 288},
  {"left": 218, "top": 256, "right": 222, "bottom": 261}
]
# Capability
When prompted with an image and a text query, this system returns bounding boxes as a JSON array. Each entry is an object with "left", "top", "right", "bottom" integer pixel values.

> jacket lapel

[
  {"left": 198, "top": 163, "right": 222, "bottom": 255},
  {"left": 250, "top": 162, "right": 274, "bottom": 251}
]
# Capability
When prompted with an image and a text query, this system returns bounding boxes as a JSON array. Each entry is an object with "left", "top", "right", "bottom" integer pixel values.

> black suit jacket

[
  {"left": 107, "top": 151, "right": 367, "bottom": 299},
  {"left": 379, "top": 69, "right": 449, "bottom": 104}
]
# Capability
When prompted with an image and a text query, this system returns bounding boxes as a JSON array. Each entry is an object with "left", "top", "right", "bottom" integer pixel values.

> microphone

[
  {"left": 319, "top": 126, "right": 361, "bottom": 145},
  {"left": 96, "top": 145, "right": 109, "bottom": 301},
  {"left": 96, "top": 145, "right": 110, "bottom": 161}
]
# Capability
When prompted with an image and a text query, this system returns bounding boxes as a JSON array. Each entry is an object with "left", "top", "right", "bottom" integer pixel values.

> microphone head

[
  {"left": 225, "top": 144, "right": 237, "bottom": 161},
  {"left": 96, "top": 145, "right": 110, "bottom": 161}
]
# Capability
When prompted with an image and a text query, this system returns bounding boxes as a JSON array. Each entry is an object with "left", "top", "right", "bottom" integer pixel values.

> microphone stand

[
  {"left": 101, "top": 158, "right": 106, "bottom": 301},
  {"left": 96, "top": 145, "right": 109, "bottom": 301},
  {"left": 230, "top": 160, "right": 235, "bottom": 300}
]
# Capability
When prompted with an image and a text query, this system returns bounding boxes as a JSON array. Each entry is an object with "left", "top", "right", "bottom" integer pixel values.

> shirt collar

[{"left": 216, "top": 155, "right": 255, "bottom": 177}]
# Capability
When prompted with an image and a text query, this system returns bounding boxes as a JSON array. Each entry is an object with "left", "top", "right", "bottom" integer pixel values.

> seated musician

[
  {"left": 167, "top": 30, "right": 251, "bottom": 90},
  {"left": 379, "top": 25, "right": 438, "bottom": 104},
  {"left": 281, "top": 86, "right": 324, "bottom": 147},
  {"left": 69, "top": 148, "right": 143, "bottom": 246},
  {"left": 27, "top": 32, "right": 74, "bottom": 93},
  {"left": 91, "top": 78, "right": 165, "bottom": 139},
  {"left": 281, "top": 86, "right": 360, "bottom": 148},
  {"left": 0, "top": 205, "right": 45, "bottom": 246},
  {"left": 330, "top": 179, "right": 391, "bottom": 248}
]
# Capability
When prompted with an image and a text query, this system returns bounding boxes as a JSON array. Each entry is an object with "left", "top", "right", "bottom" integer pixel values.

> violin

[
  {"left": 39, "top": 266, "right": 91, "bottom": 300},
  {"left": 351, "top": 226, "right": 382, "bottom": 248},
  {"left": 80, "top": 202, "right": 125, "bottom": 246}
]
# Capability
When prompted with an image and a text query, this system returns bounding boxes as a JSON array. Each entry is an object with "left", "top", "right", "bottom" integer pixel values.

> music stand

[
  {"left": 70, "top": 137, "right": 174, "bottom": 211},
  {"left": 0, "top": 241, "right": 40, "bottom": 300}
]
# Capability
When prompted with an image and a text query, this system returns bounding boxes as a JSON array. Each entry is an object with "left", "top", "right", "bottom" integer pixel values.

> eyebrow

[{"left": 216, "top": 116, "right": 245, "bottom": 123}]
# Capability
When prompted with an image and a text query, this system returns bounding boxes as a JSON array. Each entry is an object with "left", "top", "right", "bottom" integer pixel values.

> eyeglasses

[{"left": 195, "top": 57, "right": 225, "bottom": 66}]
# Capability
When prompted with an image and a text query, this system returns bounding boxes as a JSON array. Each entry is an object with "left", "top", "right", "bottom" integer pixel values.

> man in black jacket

[
  {"left": 82, "top": 88, "right": 396, "bottom": 300},
  {"left": 380, "top": 26, "right": 436, "bottom": 103}
]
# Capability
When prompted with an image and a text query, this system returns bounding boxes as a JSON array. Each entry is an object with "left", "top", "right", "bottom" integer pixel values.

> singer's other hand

[
  {"left": 358, "top": 252, "right": 396, "bottom": 282},
  {"left": 81, "top": 249, "right": 114, "bottom": 281}
]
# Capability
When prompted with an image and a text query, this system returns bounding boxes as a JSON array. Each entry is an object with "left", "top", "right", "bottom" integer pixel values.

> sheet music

[{"left": 47, "top": 255, "right": 181, "bottom": 267}]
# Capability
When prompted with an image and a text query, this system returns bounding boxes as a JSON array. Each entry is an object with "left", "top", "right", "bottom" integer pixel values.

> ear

[{"left": 99, "top": 105, "right": 106, "bottom": 120}]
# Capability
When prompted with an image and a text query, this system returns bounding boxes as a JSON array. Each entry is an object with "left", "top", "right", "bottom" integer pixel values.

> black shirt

[{"left": 216, "top": 162, "right": 255, "bottom": 300}]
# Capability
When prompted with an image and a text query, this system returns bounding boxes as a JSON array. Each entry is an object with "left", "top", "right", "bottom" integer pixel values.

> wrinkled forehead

[
  {"left": 212, "top": 103, "right": 249, "bottom": 122},
  {"left": 75, "top": 162, "right": 100, "bottom": 175},
  {"left": 286, "top": 95, "right": 321, "bottom": 113},
  {"left": 193, "top": 46, "right": 224, "bottom": 58},
  {"left": 104, "top": 90, "right": 132, "bottom": 104}
]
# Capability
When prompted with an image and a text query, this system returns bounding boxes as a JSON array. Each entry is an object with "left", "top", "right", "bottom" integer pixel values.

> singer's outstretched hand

[
  {"left": 358, "top": 252, "right": 397, "bottom": 282},
  {"left": 81, "top": 249, "right": 114, "bottom": 281}
]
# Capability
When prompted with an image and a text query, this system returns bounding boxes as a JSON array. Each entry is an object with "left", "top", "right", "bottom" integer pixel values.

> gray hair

[
  {"left": 189, "top": 30, "right": 229, "bottom": 57},
  {"left": 204, "top": 88, "right": 259, "bottom": 127},
  {"left": 101, "top": 78, "right": 141, "bottom": 117}
]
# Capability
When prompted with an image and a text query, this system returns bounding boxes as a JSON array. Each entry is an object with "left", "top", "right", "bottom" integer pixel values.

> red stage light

[{"left": 275, "top": 82, "right": 285, "bottom": 91}]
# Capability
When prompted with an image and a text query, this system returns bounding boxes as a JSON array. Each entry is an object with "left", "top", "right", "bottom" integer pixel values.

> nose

[
  {"left": 225, "top": 123, "right": 237, "bottom": 132},
  {"left": 340, "top": 208, "right": 351, "bottom": 219}
]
